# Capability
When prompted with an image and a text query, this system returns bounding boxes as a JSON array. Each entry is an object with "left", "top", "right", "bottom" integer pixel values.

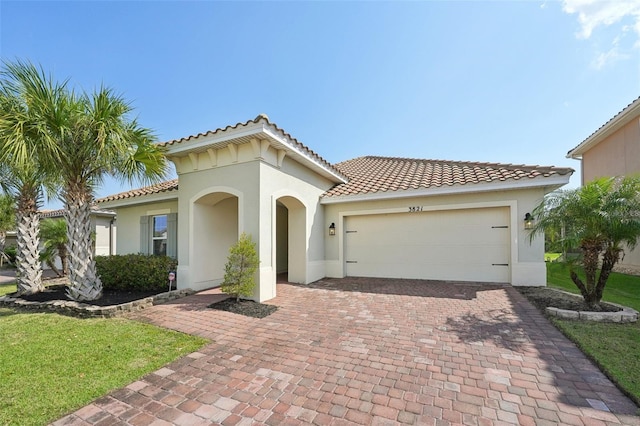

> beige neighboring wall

[
  {"left": 112, "top": 200, "right": 178, "bottom": 255},
  {"left": 581, "top": 118, "right": 640, "bottom": 183},
  {"left": 568, "top": 98, "right": 640, "bottom": 272}
]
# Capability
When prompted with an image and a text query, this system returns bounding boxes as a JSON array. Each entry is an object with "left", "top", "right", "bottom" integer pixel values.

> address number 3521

[{"left": 408, "top": 206, "right": 423, "bottom": 212}]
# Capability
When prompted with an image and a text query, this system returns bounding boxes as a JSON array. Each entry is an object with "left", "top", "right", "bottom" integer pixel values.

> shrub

[
  {"left": 221, "top": 233, "right": 259, "bottom": 301},
  {"left": 95, "top": 254, "right": 177, "bottom": 292}
]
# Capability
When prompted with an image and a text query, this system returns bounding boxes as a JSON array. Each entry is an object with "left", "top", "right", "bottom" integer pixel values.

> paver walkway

[{"left": 53, "top": 278, "right": 640, "bottom": 425}]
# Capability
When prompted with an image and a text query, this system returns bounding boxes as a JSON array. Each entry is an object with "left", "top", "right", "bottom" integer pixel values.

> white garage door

[{"left": 344, "top": 207, "right": 510, "bottom": 283}]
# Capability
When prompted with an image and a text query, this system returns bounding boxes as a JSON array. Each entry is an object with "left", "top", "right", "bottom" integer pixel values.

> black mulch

[
  {"left": 208, "top": 298, "right": 278, "bottom": 319},
  {"left": 13, "top": 285, "right": 175, "bottom": 307},
  {"left": 516, "top": 286, "right": 622, "bottom": 313}
]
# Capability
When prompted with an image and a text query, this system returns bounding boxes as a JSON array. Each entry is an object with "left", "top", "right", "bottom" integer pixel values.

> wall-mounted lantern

[
  {"left": 524, "top": 213, "right": 535, "bottom": 230},
  {"left": 329, "top": 222, "right": 336, "bottom": 236}
]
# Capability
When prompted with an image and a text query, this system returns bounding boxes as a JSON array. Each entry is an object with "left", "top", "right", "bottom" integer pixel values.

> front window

[{"left": 152, "top": 215, "right": 167, "bottom": 256}]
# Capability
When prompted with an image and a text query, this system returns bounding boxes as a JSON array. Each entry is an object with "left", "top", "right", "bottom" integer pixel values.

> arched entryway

[
  {"left": 275, "top": 196, "right": 306, "bottom": 284},
  {"left": 191, "top": 191, "right": 239, "bottom": 288}
]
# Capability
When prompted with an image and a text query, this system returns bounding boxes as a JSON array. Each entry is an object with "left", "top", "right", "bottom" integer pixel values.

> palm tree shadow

[{"left": 445, "top": 308, "right": 530, "bottom": 352}]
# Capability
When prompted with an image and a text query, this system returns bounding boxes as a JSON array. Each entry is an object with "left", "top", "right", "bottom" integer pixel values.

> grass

[
  {"left": 546, "top": 261, "right": 640, "bottom": 406},
  {"left": 0, "top": 309, "right": 207, "bottom": 426},
  {"left": 547, "top": 261, "right": 640, "bottom": 311},
  {"left": 0, "top": 282, "right": 16, "bottom": 296}
]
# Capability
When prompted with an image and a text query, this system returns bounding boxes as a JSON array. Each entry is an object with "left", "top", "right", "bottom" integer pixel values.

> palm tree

[
  {"left": 0, "top": 61, "right": 63, "bottom": 295},
  {"left": 57, "top": 88, "right": 168, "bottom": 301},
  {"left": 40, "top": 218, "right": 68, "bottom": 277},
  {"left": 529, "top": 176, "right": 640, "bottom": 308},
  {"left": 2, "top": 60, "right": 167, "bottom": 301}
]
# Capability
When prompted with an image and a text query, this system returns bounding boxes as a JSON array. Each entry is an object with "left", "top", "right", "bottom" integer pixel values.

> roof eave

[
  {"left": 320, "top": 174, "right": 572, "bottom": 205},
  {"left": 567, "top": 97, "right": 640, "bottom": 159},
  {"left": 97, "top": 191, "right": 179, "bottom": 209},
  {"left": 164, "top": 120, "right": 347, "bottom": 184}
]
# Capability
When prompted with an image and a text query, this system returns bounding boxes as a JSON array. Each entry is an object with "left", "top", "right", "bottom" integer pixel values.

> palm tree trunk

[
  {"left": 15, "top": 210, "right": 43, "bottom": 295},
  {"left": 65, "top": 185, "right": 102, "bottom": 301}
]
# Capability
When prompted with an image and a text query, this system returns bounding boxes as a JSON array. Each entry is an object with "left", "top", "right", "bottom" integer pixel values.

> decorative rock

[{"left": 0, "top": 288, "right": 196, "bottom": 318}]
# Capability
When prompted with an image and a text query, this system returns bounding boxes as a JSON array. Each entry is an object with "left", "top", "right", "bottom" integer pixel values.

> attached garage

[{"left": 344, "top": 207, "right": 510, "bottom": 283}]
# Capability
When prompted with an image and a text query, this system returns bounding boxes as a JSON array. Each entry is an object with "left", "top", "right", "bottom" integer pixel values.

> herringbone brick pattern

[{"left": 52, "top": 278, "right": 640, "bottom": 425}]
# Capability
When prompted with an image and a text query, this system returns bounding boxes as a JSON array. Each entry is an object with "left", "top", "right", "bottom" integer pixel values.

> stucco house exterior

[
  {"left": 98, "top": 115, "right": 573, "bottom": 301},
  {"left": 567, "top": 96, "right": 640, "bottom": 272}
]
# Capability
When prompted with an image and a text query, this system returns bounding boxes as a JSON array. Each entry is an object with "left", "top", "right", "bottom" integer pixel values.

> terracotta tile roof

[
  {"left": 96, "top": 179, "right": 178, "bottom": 203},
  {"left": 39, "top": 207, "right": 116, "bottom": 218},
  {"left": 160, "top": 114, "right": 345, "bottom": 181},
  {"left": 323, "top": 156, "right": 573, "bottom": 198}
]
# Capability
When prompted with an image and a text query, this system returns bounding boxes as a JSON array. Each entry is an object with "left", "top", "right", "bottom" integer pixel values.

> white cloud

[
  {"left": 563, "top": 0, "right": 640, "bottom": 68},
  {"left": 563, "top": 0, "right": 640, "bottom": 39}
]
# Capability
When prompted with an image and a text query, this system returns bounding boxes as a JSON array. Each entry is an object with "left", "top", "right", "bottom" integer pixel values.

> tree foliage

[
  {"left": 39, "top": 218, "right": 68, "bottom": 277},
  {"left": 221, "top": 233, "right": 259, "bottom": 302},
  {"left": 0, "top": 59, "right": 168, "bottom": 301},
  {"left": 529, "top": 176, "right": 640, "bottom": 307}
]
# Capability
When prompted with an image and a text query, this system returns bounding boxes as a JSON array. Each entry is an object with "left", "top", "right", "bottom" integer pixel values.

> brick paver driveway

[{"left": 54, "top": 278, "right": 640, "bottom": 425}]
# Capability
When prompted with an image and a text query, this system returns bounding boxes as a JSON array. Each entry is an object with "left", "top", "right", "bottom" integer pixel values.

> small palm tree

[
  {"left": 529, "top": 176, "right": 640, "bottom": 308},
  {"left": 40, "top": 218, "right": 68, "bottom": 277}
]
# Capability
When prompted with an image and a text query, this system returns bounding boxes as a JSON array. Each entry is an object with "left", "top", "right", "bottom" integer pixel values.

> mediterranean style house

[
  {"left": 567, "top": 96, "right": 640, "bottom": 272},
  {"left": 97, "top": 115, "right": 573, "bottom": 301}
]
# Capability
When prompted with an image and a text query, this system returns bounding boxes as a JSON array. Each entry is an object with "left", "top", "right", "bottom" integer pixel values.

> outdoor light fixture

[
  {"left": 524, "top": 213, "right": 535, "bottom": 230},
  {"left": 329, "top": 222, "right": 336, "bottom": 236}
]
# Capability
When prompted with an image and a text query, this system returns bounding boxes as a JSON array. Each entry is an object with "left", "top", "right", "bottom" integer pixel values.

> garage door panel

[{"left": 345, "top": 207, "right": 510, "bottom": 283}]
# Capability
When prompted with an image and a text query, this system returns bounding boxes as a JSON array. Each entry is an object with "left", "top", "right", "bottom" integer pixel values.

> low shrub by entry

[{"left": 96, "top": 254, "right": 177, "bottom": 292}]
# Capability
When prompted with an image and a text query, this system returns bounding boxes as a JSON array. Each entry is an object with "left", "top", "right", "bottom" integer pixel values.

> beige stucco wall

[
  {"left": 582, "top": 118, "right": 640, "bottom": 183},
  {"left": 113, "top": 200, "right": 179, "bottom": 255},
  {"left": 581, "top": 118, "right": 640, "bottom": 271},
  {"left": 94, "top": 216, "right": 116, "bottom": 256},
  {"left": 322, "top": 187, "right": 547, "bottom": 286},
  {"left": 173, "top": 141, "right": 335, "bottom": 301}
]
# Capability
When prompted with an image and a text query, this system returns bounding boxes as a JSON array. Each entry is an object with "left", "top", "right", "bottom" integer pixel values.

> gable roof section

[
  {"left": 567, "top": 96, "right": 640, "bottom": 159},
  {"left": 322, "top": 156, "right": 573, "bottom": 201},
  {"left": 96, "top": 179, "right": 179, "bottom": 204},
  {"left": 40, "top": 207, "right": 116, "bottom": 219},
  {"left": 160, "top": 115, "right": 347, "bottom": 184}
]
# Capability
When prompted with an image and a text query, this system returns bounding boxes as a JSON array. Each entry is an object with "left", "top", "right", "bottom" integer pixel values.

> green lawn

[
  {"left": 0, "top": 309, "right": 207, "bottom": 426},
  {"left": 0, "top": 282, "right": 16, "bottom": 296},
  {"left": 546, "top": 262, "right": 640, "bottom": 406}
]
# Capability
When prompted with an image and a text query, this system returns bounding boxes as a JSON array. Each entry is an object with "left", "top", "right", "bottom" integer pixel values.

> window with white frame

[{"left": 152, "top": 215, "right": 167, "bottom": 256}]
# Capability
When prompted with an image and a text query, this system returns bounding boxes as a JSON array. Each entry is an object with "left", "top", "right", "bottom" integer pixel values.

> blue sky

[{"left": 1, "top": 1, "right": 639, "bottom": 209}]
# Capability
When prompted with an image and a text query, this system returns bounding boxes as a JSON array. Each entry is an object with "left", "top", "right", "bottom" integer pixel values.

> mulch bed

[
  {"left": 208, "top": 298, "right": 278, "bottom": 319},
  {"left": 14, "top": 284, "right": 174, "bottom": 307},
  {"left": 516, "top": 286, "right": 622, "bottom": 313}
]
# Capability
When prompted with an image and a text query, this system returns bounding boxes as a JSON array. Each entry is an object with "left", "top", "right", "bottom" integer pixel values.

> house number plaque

[{"left": 408, "top": 206, "right": 424, "bottom": 212}]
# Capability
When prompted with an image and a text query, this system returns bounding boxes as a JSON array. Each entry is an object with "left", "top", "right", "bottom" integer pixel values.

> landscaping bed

[
  {"left": 208, "top": 298, "right": 278, "bottom": 318},
  {"left": 516, "top": 286, "right": 621, "bottom": 312}
]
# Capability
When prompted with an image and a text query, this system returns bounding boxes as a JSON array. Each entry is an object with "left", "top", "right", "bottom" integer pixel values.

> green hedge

[{"left": 95, "top": 254, "right": 177, "bottom": 292}]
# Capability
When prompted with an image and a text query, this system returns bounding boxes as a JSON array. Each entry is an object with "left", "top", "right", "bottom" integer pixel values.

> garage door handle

[
  {"left": 492, "top": 263, "right": 509, "bottom": 266},
  {"left": 491, "top": 226, "right": 508, "bottom": 229},
  {"left": 346, "top": 261, "right": 358, "bottom": 263},
  {"left": 346, "top": 231, "right": 358, "bottom": 233}
]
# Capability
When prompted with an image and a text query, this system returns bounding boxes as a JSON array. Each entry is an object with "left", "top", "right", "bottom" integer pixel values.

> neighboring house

[
  {"left": 97, "top": 114, "right": 573, "bottom": 302},
  {"left": 567, "top": 96, "right": 640, "bottom": 272},
  {"left": 5, "top": 207, "right": 117, "bottom": 267}
]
